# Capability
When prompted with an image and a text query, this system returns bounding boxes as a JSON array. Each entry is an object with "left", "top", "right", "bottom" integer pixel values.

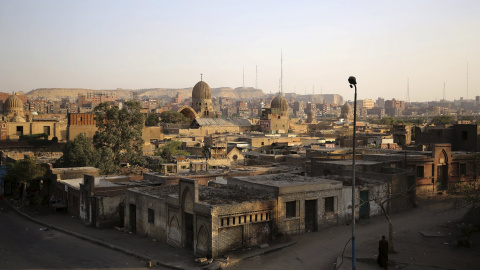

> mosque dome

[
  {"left": 5, "top": 94, "right": 24, "bottom": 115},
  {"left": 192, "top": 81, "right": 212, "bottom": 100},
  {"left": 271, "top": 95, "right": 289, "bottom": 112}
]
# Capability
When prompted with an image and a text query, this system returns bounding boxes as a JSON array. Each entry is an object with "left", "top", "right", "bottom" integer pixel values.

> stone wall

[{"left": 125, "top": 189, "right": 168, "bottom": 241}]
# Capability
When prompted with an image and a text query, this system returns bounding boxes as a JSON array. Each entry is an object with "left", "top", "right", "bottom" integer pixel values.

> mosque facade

[
  {"left": 176, "top": 80, "right": 217, "bottom": 121},
  {"left": 1, "top": 94, "right": 67, "bottom": 141},
  {"left": 259, "top": 94, "right": 290, "bottom": 134}
]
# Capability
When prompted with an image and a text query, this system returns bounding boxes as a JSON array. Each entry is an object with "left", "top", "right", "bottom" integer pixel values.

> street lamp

[{"left": 348, "top": 76, "right": 357, "bottom": 270}]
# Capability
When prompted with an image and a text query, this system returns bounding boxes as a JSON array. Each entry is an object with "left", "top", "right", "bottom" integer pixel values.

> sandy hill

[{"left": 26, "top": 87, "right": 266, "bottom": 101}]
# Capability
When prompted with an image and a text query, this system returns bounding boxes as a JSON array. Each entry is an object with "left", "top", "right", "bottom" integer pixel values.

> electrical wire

[{"left": 335, "top": 237, "right": 352, "bottom": 270}]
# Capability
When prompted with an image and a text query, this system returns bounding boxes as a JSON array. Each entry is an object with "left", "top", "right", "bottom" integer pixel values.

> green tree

[
  {"left": 430, "top": 115, "right": 453, "bottom": 125},
  {"left": 159, "top": 111, "right": 190, "bottom": 124},
  {"left": 379, "top": 117, "right": 398, "bottom": 125},
  {"left": 93, "top": 101, "right": 145, "bottom": 174},
  {"left": 4, "top": 158, "right": 46, "bottom": 204},
  {"left": 145, "top": 113, "right": 160, "bottom": 126},
  {"left": 154, "top": 140, "right": 189, "bottom": 163},
  {"left": 59, "top": 133, "right": 99, "bottom": 167}
]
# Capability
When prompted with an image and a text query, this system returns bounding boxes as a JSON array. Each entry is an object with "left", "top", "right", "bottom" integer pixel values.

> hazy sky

[{"left": 1, "top": 1, "right": 479, "bottom": 102}]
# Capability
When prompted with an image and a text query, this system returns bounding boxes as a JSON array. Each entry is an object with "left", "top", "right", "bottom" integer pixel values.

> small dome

[
  {"left": 271, "top": 95, "right": 288, "bottom": 112},
  {"left": 12, "top": 115, "right": 26, "bottom": 122},
  {"left": 5, "top": 94, "right": 23, "bottom": 110},
  {"left": 192, "top": 81, "right": 211, "bottom": 100}
]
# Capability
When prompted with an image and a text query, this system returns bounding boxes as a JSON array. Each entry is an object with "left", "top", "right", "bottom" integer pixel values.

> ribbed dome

[
  {"left": 271, "top": 95, "right": 288, "bottom": 112},
  {"left": 5, "top": 94, "right": 23, "bottom": 114},
  {"left": 192, "top": 81, "right": 211, "bottom": 100}
]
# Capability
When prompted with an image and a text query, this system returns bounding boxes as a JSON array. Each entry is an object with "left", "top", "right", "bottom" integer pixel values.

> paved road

[{"left": 0, "top": 201, "right": 155, "bottom": 270}]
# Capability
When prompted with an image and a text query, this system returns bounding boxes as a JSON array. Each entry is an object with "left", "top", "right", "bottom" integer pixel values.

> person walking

[{"left": 377, "top": 235, "right": 389, "bottom": 269}]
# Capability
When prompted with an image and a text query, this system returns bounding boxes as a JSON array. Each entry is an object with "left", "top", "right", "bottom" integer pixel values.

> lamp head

[{"left": 348, "top": 76, "right": 357, "bottom": 86}]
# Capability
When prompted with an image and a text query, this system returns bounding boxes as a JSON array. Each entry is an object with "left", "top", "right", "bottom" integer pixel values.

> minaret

[
  {"left": 256, "top": 65, "right": 258, "bottom": 90},
  {"left": 443, "top": 82, "right": 446, "bottom": 101},
  {"left": 467, "top": 61, "right": 469, "bottom": 99},
  {"left": 406, "top": 78, "right": 410, "bottom": 103},
  {"left": 243, "top": 67, "right": 245, "bottom": 88},
  {"left": 280, "top": 49, "right": 283, "bottom": 95}
]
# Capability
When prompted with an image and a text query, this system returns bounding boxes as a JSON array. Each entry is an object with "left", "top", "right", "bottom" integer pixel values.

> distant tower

[
  {"left": 280, "top": 49, "right": 283, "bottom": 95},
  {"left": 443, "top": 82, "right": 446, "bottom": 101},
  {"left": 467, "top": 61, "right": 469, "bottom": 99},
  {"left": 406, "top": 78, "right": 410, "bottom": 103},
  {"left": 243, "top": 67, "right": 245, "bottom": 88},
  {"left": 256, "top": 65, "right": 258, "bottom": 90}
]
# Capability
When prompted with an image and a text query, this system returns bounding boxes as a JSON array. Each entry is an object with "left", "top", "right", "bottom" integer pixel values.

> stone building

[
  {"left": 392, "top": 124, "right": 412, "bottom": 145},
  {"left": 260, "top": 94, "right": 290, "bottom": 133},
  {"left": 176, "top": 80, "right": 217, "bottom": 121},
  {"left": 415, "top": 124, "right": 480, "bottom": 152},
  {"left": 124, "top": 174, "right": 344, "bottom": 257},
  {"left": 53, "top": 172, "right": 134, "bottom": 227},
  {"left": 1, "top": 94, "right": 68, "bottom": 141},
  {"left": 307, "top": 143, "right": 477, "bottom": 196}
]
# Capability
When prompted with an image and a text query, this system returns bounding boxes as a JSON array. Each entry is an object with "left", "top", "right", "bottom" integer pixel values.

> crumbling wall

[
  {"left": 95, "top": 195, "right": 125, "bottom": 228},
  {"left": 125, "top": 189, "right": 168, "bottom": 241}
]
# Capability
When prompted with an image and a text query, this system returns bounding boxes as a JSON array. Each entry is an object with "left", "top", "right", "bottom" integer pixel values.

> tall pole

[
  {"left": 348, "top": 76, "right": 357, "bottom": 270},
  {"left": 281, "top": 49, "right": 283, "bottom": 95},
  {"left": 467, "top": 61, "right": 469, "bottom": 99}
]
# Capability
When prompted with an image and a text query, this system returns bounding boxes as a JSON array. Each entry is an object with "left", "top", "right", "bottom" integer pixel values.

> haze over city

[{"left": 1, "top": 0, "right": 479, "bottom": 101}]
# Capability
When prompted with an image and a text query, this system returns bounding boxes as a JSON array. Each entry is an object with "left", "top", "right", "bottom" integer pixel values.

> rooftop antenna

[
  {"left": 305, "top": 84, "right": 306, "bottom": 95},
  {"left": 313, "top": 84, "right": 315, "bottom": 95},
  {"left": 243, "top": 66, "right": 245, "bottom": 88},
  {"left": 406, "top": 78, "right": 410, "bottom": 103},
  {"left": 443, "top": 82, "right": 446, "bottom": 101},
  {"left": 256, "top": 65, "right": 258, "bottom": 90},
  {"left": 321, "top": 85, "right": 323, "bottom": 95},
  {"left": 280, "top": 49, "right": 283, "bottom": 95},
  {"left": 200, "top": 73, "right": 203, "bottom": 81},
  {"left": 467, "top": 61, "right": 469, "bottom": 99}
]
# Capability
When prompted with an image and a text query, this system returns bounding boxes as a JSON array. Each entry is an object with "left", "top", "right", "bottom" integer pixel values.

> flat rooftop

[
  {"left": 319, "top": 160, "right": 381, "bottom": 166},
  {"left": 134, "top": 184, "right": 273, "bottom": 205},
  {"left": 232, "top": 173, "right": 342, "bottom": 190},
  {"left": 59, "top": 176, "right": 125, "bottom": 189}
]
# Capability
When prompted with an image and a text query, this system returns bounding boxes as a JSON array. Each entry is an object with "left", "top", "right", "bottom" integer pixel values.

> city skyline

[{"left": 1, "top": 1, "right": 479, "bottom": 102}]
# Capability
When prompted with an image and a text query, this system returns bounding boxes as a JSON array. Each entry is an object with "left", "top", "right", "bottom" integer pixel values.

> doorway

[
  {"left": 359, "top": 190, "right": 370, "bottom": 219},
  {"left": 185, "top": 213, "right": 194, "bottom": 250},
  {"left": 437, "top": 165, "right": 447, "bottom": 190},
  {"left": 305, "top": 200, "right": 317, "bottom": 232},
  {"left": 129, "top": 204, "right": 136, "bottom": 233}
]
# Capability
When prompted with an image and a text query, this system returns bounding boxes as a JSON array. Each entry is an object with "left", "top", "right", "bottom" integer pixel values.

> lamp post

[{"left": 348, "top": 76, "right": 357, "bottom": 270}]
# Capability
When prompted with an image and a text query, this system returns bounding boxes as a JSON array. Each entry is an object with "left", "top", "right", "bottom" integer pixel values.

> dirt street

[{"left": 230, "top": 196, "right": 480, "bottom": 270}]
